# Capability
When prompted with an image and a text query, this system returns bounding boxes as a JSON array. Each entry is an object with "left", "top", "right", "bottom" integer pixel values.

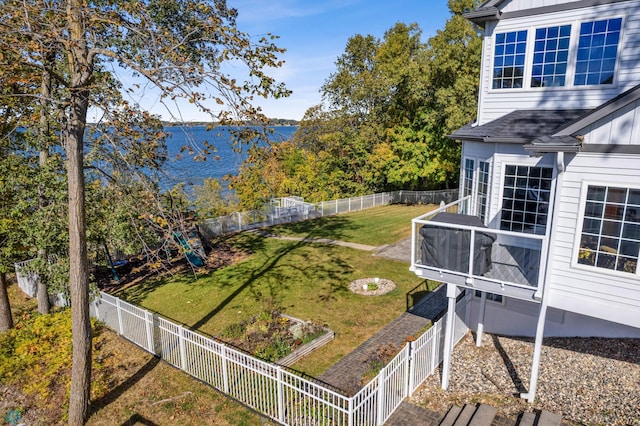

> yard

[{"left": 116, "top": 204, "right": 436, "bottom": 376}]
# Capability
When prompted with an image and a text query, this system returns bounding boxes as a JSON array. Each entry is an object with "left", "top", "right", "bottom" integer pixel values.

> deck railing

[{"left": 411, "top": 198, "right": 548, "bottom": 295}]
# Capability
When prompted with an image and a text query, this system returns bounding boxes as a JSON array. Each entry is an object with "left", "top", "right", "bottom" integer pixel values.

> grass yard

[
  {"left": 268, "top": 204, "right": 433, "bottom": 246},
  {"left": 119, "top": 204, "right": 438, "bottom": 377}
]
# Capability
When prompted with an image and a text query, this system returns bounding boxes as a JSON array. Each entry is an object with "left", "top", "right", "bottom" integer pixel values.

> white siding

[
  {"left": 477, "top": 1, "right": 640, "bottom": 125},
  {"left": 500, "top": 0, "right": 583, "bottom": 14},
  {"left": 581, "top": 100, "right": 640, "bottom": 145},
  {"left": 546, "top": 153, "right": 640, "bottom": 328},
  {"left": 466, "top": 297, "right": 640, "bottom": 337}
]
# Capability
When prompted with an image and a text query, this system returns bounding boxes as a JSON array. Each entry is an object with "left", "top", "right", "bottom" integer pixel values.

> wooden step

[
  {"left": 455, "top": 404, "right": 477, "bottom": 425},
  {"left": 469, "top": 404, "right": 497, "bottom": 425},
  {"left": 440, "top": 406, "right": 463, "bottom": 426},
  {"left": 537, "top": 410, "right": 562, "bottom": 426},
  {"left": 518, "top": 412, "right": 536, "bottom": 426}
]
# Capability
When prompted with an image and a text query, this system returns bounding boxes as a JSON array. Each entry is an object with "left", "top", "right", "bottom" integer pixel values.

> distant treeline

[{"left": 161, "top": 118, "right": 299, "bottom": 127}]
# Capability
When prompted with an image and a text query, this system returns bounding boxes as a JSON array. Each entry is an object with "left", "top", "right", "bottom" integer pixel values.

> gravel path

[{"left": 410, "top": 333, "right": 640, "bottom": 425}]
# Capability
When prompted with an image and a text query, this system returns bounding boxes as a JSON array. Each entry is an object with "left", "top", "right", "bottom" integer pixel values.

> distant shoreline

[{"left": 161, "top": 119, "right": 299, "bottom": 127}]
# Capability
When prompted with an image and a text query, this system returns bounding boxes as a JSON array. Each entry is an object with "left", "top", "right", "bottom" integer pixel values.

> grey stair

[
  {"left": 455, "top": 404, "right": 478, "bottom": 425},
  {"left": 469, "top": 404, "right": 497, "bottom": 425},
  {"left": 518, "top": 412, "right": 536, "bottom": 426},
  {"left": 440, "top": 406, "right": 463, "bottom": 426},
  {"left": 537, "top": 410, "right": 562, "bottom": 426}
]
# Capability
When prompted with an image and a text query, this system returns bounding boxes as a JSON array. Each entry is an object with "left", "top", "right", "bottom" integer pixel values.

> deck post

[
  {"left": 476, "top": 291, "right": 487, "bottom": 347},
  {"left": 441, "top": 283, "right": 457, "bottom": 390},
  {"left": 521, "top": 298, "right": 548, "bottom": 402}
]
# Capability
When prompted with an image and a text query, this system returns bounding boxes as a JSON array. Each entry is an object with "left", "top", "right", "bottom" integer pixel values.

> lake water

[{"left": 158, "top": 125, "right": 297, "bottom": 192}]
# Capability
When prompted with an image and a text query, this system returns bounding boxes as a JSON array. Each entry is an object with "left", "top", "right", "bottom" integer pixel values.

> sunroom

[{"left": 410, "top": 109, "right": 585, "bottom": 302}]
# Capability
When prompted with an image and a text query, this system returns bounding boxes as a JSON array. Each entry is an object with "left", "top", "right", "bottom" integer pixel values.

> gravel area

[
  {"left": 410, "top": 332, "right": 640, "bottom": 425},
  {"left": 348, "top": 278, "right": 396, "bottom": 296}
]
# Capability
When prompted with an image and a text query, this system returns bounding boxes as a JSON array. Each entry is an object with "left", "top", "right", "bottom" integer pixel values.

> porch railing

[{"left": 410, "top": 198, "right": 548, "bottom": 296}]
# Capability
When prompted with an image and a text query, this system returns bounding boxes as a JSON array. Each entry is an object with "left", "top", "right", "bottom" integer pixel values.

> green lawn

[
  {"left": 268, "top": 204, "right": 434, "bottom": 246},
  {"left": 120, "top": 204, "right": 438, "bottom": 376}
]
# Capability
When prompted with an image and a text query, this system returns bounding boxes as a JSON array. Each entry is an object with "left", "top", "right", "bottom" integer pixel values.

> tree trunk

[
  {"left": 66, "top": 102, "right": 92, "bottom": 425},
  {"left": 0, "top": 272, "right": 14, "bottom": 332},
  {"left": 36, "top": 50, "right": 55, "bottom": 315},
  {"left": 67, "top": 1, "right": 93, "bottom": 423}
]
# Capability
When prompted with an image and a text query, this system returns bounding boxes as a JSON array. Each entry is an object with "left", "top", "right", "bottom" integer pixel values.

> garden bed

[{"left": 219, "top": 311, "right": 333, "bottom": 365}]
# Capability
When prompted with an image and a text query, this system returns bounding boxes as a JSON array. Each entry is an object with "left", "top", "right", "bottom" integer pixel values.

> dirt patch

[{"left": 95, "top": 239, "right": 248, "bottom": 293}]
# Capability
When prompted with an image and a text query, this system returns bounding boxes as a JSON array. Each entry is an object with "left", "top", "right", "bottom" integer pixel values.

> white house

[{"left": 410, "top": 0, "right": 640, "bottom": 402}]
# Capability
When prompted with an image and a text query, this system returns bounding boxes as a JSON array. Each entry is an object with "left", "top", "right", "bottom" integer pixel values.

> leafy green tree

[
  {"left": 0, "top": 1, "right": 289, "bottom": 423},
  {"left": 193, "top": 178, "right": 238, "bottom": 219},
  {"left": 422, "top": 0, "right": 482, "bottom": 186}
]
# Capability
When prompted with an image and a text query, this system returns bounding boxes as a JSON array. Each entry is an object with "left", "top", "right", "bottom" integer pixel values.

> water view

[{"left": 158, "top": 125, "right": 297, "bottom": 192}]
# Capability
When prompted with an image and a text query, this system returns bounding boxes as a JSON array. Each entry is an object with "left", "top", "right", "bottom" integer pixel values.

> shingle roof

[{"left": 448, "top": 109, "right": 588, "bottom": 143}]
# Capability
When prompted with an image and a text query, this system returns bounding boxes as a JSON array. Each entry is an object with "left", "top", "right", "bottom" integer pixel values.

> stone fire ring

[{"left": 348, "top": 278, "right": 396, "bottom": 296}]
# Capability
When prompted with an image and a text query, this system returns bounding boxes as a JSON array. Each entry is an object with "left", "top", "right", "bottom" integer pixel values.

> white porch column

[
  {"left": 441, "top": 283, "right": 458, "bottom": 390},
  {"left": 476, "top": 291, "right": 487, "bottom": 347},
  {"left": 521, "top": 298, "right": 549, "bottom": 403}
]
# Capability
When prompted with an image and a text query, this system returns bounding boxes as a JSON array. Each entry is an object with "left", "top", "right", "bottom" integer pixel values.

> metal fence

[
  {"left": 13, "top": 259, "right": 69, "bottom": 307},
  {"left": 90, "top": 289, "right": 469, "bottom": 425},
  {"left": 198, "top": 190, "right": 459, "bottom": 239}
]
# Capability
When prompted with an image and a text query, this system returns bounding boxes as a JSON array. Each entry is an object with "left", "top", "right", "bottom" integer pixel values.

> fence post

[
  {"left": 277, "top": 367, "right": 285, "bottom": 424},
  {"left": 178, "top": 326, "right": 188, "bottom": 371},
  {"left": 407, "top": 342, "right": 414, "bottom": 396},
  {"left": 348, "top": 396, "right": 354, "bottom": 426},
  {"left": 431, "top": 323, "right": 439, "bottom": 373},
  {"left": 376, "top": 368, "right": 386, "bottom": 425},
  {"left": 144, "top": 311, "right": 155, "bottom": 355},
  {"left": 116, "top": 298, "right": 124, "bottom": 335},
  {"left": 221, "top": 346, "right": 230, "bottom": 393},
  {"left": 92, "top": 296, "right": 100, "bottom": 321}
]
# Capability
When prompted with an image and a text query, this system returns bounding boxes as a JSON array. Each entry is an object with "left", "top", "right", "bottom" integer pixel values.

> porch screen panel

[
  {"left": 578, "top": 185, "right": 640, "bottom": 274},
  {"left": 500, "top": 165, "right": 552, "bottom": 233}
]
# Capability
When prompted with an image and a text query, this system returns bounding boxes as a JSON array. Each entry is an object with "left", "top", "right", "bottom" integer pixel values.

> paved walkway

[{"left": 317, "top": 284, "right": 448, "bottom": 395}]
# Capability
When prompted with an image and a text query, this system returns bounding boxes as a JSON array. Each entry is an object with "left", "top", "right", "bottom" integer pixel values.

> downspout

[{"left": 521, "top": 151, "right": 565, "bottom": 402}]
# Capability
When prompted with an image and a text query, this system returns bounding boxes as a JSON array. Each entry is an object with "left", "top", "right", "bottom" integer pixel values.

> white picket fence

[
  {"left": 198, "top": 190, "right": 459, "bottom": 239},
  {"left": 90, "top": 290, "right": 468, "bottom": 425}
]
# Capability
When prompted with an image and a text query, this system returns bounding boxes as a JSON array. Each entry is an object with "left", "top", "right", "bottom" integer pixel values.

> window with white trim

[
  {"left": 500, "top": 165, "right": 552, "bottom": 234},
  {"left": 493, "top": 30, "right": 527, "bottom": 89},
  {"left": 492, "top": 16, "right": 623, "bottom": 90},
  {"left": 578, "top": 185, "right": 640, "bottom": 274},
  {"left": 574, "top": 18, "right": 622, "bottom": 86},
  {"left": 531, "top": 25, "right": 571, "bottom": 87},
  {"left": 478, "top": 161, "right": 490, "bottom": 223}
]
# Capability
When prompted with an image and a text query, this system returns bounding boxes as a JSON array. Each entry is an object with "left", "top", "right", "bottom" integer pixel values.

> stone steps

[{"left": 439, "top": 404, "right": 562, "bottom": 426}]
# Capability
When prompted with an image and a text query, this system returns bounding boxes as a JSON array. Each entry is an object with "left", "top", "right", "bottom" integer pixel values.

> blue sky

[{"left": 110, "top": 0, "right": 453, "bottom": 122}]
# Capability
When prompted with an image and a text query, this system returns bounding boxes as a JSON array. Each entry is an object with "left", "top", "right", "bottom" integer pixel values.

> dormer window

[
  {"left": 574, "top": 18, "right": 622, "bottom": 86},
  {"left": 492, "top": 17, "right": 623, "bottom": 90}
]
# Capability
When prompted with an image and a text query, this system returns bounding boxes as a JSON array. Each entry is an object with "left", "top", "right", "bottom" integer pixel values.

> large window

[
  {"left": 531, "top": 25, "right": 571, "bottom": 87},
  {"left": 492, "top": 17, "right": 623, "bottom": 90},
  {"left": 500, "top": 165, "right": 552, "bottom": 233},
  {"left": 493, "top": 30, "right": 527, "bottom": 89},
  {"left": 578, "top": 185, "right": 640, "bottom": 274},
  {"left": 574, "top": 18, "right": 622, "bottom": 86}
]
